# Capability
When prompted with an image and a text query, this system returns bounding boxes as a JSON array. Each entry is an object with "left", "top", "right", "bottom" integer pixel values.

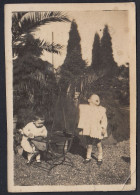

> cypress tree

[
  {"left": 61, "top": 20, "right": 86, "bottom": 76},
  {"left": 101, "top": 25, "right": 117, "bottom": 75},
  {"left": 91, "top": 33, "right": 102, "bottom": 74}
]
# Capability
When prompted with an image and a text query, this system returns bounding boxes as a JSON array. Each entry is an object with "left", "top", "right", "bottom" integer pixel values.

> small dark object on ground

[{"left": 121, "top": 156, "right": 130, "bottom": 163}]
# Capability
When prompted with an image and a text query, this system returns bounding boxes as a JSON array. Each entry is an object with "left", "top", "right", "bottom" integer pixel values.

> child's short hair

[
  {"left": 89, "top": 93, "right": 99, "bottom": 99},
  {"left": 33, "top": 112, "right": 45, "bottom": 121}
]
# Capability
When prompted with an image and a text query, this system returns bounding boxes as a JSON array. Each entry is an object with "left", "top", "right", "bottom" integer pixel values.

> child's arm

[
  {"left": 101, "top": 108, "right": 108, "bottom": 136},
  {"left": 22, "top": 123, "right": 34, "bottom": 138},
  {"left": 39, "top": 126, "right": 47, "bottom": 138}
]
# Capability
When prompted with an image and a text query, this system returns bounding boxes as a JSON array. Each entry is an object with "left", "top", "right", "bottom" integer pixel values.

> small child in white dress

[
  {"left": 19, "top": 113, "right": 47, "bottom": 164},
  {"left": 78, "top": 94, "right": 108, "bottom": 165}
]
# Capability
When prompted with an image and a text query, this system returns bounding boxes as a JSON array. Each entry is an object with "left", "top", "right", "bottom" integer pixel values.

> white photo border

[{"left": 5, "top": 3, "right": 136, "bottom": 192}]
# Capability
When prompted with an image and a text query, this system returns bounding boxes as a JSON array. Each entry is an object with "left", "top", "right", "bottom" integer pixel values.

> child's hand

[
  {"left": 18, "top": 129, "right": 23, "bottom": 134},
  {"left": 101, "top": 127, "right": 106, "bottom": 136},
  {"left": 28, "top": 133, "right": 34, "bottom": 138}
]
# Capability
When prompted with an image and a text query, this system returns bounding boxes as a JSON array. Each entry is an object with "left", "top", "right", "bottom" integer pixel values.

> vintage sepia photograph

[{"left": 5, "top": 3, "right": 136, "bottom": 192}]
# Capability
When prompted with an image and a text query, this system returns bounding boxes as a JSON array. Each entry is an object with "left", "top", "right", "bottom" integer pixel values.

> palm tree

[
  {"left": 12, "top": 11, "right": 70, "bottom": 116},
  {"left": 12, "top": 11, "right": 70, "bottom": 56}
]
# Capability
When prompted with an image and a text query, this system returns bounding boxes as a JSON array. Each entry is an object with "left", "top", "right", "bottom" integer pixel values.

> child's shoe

[
  {"left": 26, "top": 160, "right": 31, "bottom": 165},
  {"left": 36, "top": 159, "right": 41, "bottom": 163},
  {"left": 26, "top": 156, "right": 35, "bottom": 165},
  {"left": 97, "top": 153, "right": 103, "bottom": 166},
  {"left": 97, "top": 160, "right": 103, "bottom": 166},
  {"left": 83, "top": 158, "right": 91, "bottom": 164}
]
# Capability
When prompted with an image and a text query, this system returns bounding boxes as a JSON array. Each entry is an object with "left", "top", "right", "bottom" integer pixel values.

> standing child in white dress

[
  {"left": 78, "top": 94, "right": 108, "bottom": 165},
  {"left": 19, "top": 113, "right": 47, "bottom": 164}
]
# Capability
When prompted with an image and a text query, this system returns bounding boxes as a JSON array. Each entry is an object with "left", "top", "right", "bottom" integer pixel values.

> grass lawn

[{"left": 14, "top": 139, "right": 130, "bottom": 186}]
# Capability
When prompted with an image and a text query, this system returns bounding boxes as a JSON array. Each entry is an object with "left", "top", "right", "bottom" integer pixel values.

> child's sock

[
  {"left": 86, "top": 144, "right": 92, "bottom": 159},
  {"left": 97, "top": 141, "right": 103, "bottom": 161},
  {"left": 98, "top": 152, "right": 103, "bottom": 161}
]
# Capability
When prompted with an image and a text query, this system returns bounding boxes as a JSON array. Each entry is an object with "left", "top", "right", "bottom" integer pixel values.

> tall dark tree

[
  {"left": 91, "top": 33, "right": 102, "bottom": 74},
  {"left": 101, "top": 25, "right": 118, "bottom": 75},
  {"left": 61, "top": 20, "right": 86, "bottom": 76},
  {"left": 60, "top": 20, "right": 86, "bottom": 94}
]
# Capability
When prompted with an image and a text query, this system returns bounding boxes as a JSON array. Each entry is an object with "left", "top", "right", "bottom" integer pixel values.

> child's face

[
  {"left": 34, "top": 119, "right": 45, "bottom": 128},
  {"left": 88, "top": 95, "right": 100, "bottom": 106}
]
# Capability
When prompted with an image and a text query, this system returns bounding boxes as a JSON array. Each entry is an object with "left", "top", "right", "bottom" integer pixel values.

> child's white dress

[
  {"left": 78, "top": 104, "right": 107, "bottom": 139},
  {"left": 21, "top": 122, "right": 47, "bottom": 153}
]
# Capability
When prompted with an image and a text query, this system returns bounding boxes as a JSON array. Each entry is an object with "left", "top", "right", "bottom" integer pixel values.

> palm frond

[
  {"left": 13, "top": 33, "right": 64, "bottom": 56},
  {"left": 41, "top": 40, "right": 64, "bottom": 54},
  {"left": 12, "top": 12, "right": 27, "bottom": 21},
  {"left": 12, "top": 12, "right": 28, "bottom": 41},
  {"left": 19, "top": 11, "right": 70, "bottom": 34}
]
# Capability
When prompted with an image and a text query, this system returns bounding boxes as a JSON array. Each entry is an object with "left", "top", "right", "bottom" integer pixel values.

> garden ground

[{"left": 14, "top": 139, "right": 130, "bottom": 186}]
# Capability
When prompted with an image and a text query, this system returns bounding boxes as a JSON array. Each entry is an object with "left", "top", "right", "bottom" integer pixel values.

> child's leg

[
  {"left": 96, "top": 140, "right": 103, "bottom": 161},
  {"left": 27, "top": 153, "right": 34, "bottom": 163},
  {"left": 86, "top": 136, "right": 93, "bottom": 159},
  {"left": 36, "top": 153, "right": 41, "bottom": 162},
  {"left": 86, "top": 144, "right": 92, "bottom": 159}
]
